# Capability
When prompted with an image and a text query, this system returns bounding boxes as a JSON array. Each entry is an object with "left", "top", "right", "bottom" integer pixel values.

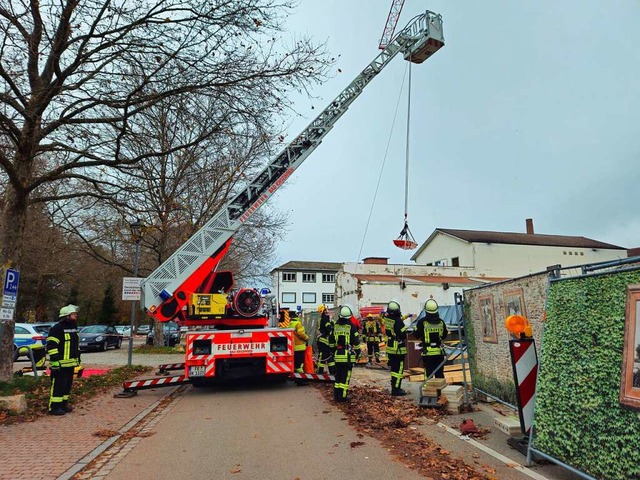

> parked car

[
  {"left": 79, "top": 325, "right": 123, "bottom": 351},
  {"left": 32, "top": 322, "right": 56, "bottom": 335},
  {"left": 136, "top": 324, "right": 151, "bottom": 335},
  {"left": 146, "top": 321, "right": 181, "bottom": 347},
  {"left": 115, "top": 325, "right": 133, "bottom": 338},
  {"left": 13, "top": 323, "right": 48, "bottom": 361}
]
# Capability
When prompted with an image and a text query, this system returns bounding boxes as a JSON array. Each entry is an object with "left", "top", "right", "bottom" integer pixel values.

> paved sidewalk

[{"left": 0, "top": 377, "right": 177, "bottom": 480}]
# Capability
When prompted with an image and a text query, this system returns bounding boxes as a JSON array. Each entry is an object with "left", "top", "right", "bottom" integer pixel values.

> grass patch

[
  {"left": 134, "top": 344, "right": 185, "bottom": 354},
  {"left": 0, "top": 365, "right": 152, "bottom": 425}
]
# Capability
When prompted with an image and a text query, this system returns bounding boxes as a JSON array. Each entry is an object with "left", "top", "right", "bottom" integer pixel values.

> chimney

[
  {"left": 362, "top": 257, "right": 388, "bottom": 265},
  {"left": 526, "top": 218, "right": 534, "bottom": 235}
]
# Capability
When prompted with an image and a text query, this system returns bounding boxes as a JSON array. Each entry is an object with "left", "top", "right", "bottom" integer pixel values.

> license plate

[
  {"left": 189, "top": 365, "right": 205, "bottom": 377},
  {"left": 80, "top": 342, "right": 87, "bottom": 347}
]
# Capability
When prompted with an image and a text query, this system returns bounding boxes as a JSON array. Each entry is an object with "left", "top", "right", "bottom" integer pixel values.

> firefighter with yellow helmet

[
  {"left": 46, "top": 304, "right": 81, "bottom": 415},
  {"left": 363, "top": 313, "right": 382, "bottom": 364},
  {"left": 329, "top": 306, "right": 361, "bottom": 402},
  {"left": 414, "top": 299, "right": 448, "bottom": 381},
  {"left": 316, "top": 304, "right": 335, "bottom": 374}
]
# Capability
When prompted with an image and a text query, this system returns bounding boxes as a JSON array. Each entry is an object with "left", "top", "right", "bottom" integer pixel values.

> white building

[
  {"left": 336, "top": 257, "right": 505, "bottom": 317},
  {"left": 273, "top": 221, "right": 629, "bottom": 317},
  {"left": 410, "top": 220, "right": 627, "bottom": 278},
  {"left": 270, "top": 261, "right": 341, "bottom": 312}
]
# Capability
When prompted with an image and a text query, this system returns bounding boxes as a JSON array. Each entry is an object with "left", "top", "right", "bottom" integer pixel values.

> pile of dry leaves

[{"left": 315, "top": 383, "right": 494, "bottom": 480}]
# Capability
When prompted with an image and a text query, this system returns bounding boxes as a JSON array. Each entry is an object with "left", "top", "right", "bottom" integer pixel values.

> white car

[
  {"left": 115, "top": 325, "right": 133, "bottom": 338},
  {"left": 13, "top": 323, "right": 48, "bottom": 361}
]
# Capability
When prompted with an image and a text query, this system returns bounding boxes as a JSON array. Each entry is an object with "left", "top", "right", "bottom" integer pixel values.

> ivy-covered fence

[{"left": 533, "top": 268, "right": 640, "bottom": 480}]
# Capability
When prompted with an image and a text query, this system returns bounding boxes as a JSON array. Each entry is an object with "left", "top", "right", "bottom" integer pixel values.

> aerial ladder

[
  {"left": 119, "top": 11, "right": 444, "bottom": 395},
  {"left": 379, "top": 0, "right": 406, "bottom": 50}
]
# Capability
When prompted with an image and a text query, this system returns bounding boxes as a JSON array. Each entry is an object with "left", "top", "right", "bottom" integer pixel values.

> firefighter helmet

[
  {"left": 339, "top": 306, "right": 352, "bottom": 319},
  {"left": 387, "top": 301, "right": 401, "bottom": 313},
  {"left": 317, "top": 304, "right": 327, "bottom": 313},
  {"left": 59, "top": 304, "right": 79, "bottom": 317},
  {"left": 424, "top": 299, "right": 439, "bottom": 314},
  {"left": 366, "top": 313, "right": 374, "bottom": 318}
]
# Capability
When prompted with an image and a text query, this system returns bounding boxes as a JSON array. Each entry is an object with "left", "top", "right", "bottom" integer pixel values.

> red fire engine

[{"left": 118, "top": 11, "right": 444, "bottom": 396}]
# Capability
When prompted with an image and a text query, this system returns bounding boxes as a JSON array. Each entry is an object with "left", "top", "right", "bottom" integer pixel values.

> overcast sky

[{"left": 265, "top": 1, "right": 640, "bottom": 268}]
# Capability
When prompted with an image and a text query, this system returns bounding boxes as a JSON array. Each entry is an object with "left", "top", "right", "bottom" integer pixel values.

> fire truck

[{"left": 118, "top": 11, "right": 444, "bottom": 396}]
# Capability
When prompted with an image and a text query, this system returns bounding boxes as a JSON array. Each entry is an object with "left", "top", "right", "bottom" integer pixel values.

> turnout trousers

[
  {"left": 317, "top": 341, "right": 336, "bottom": 374},
  {"left": 366, "top": 341, "right": 380, "bottom": 362},
  {"left": 423, "top": 354, "right": 446, "bottom": 379},
  {"left": 333, "top": 360, "right": 353, "bottom": 402},
  {"left": 49, "top": 367, "right": 74, "bottom": 412},
  {"left": 388, "top": 353, "right": 405, "bottom": 392}
]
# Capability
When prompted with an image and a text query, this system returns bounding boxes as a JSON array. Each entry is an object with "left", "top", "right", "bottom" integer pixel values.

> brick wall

[{"left": 464, "top": 272, "right": 549, "bottom": 386}]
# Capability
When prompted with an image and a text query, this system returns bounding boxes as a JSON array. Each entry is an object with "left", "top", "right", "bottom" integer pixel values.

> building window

[
  {"left": 302, "top": 292, "right": 316, "bottom": 303},
  {"left": 282, "top": 272, "right": 296, "bottom": 282},
  {"left": 620, "top": 285, "right": 640, "bottom": 409},
  {"left": 322, "top": 293, "right": 334, "bottom": 303},
  {"left": 322, "top": 273, "right": 335, "bottom": 283},
  {"left": 451, "top": 257, "right": 460, "bottom": 267},
  {"left": 302, "top": 273, "right": 316, "bottom": 283},
  {"left": 281, "top": 292, "right": 296, "bottom": 303},
  {"left": 434, "top": 259, "right": 447, "bottom": 266}
]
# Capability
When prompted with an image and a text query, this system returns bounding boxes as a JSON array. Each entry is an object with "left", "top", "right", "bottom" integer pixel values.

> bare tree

[{"left": 0, "top": 0, "right": 331, "bottom": 380}]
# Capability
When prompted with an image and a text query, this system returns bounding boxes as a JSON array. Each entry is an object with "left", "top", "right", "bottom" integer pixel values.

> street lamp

[{"left": 127, "top": 219, "right": 143, "bottom": 366}]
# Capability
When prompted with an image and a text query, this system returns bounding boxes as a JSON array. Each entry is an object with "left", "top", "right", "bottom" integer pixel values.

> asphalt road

[
  {"left": 39, "top": 336, "right": 581, "bottom": 480},
  {"left": 104, "top": 381, "right": 426, "bottom": 480}
]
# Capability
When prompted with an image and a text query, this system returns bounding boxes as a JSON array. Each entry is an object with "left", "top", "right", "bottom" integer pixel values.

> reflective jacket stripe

[{"left": 64, "top": 333, "right": 70, "bottom": 360}]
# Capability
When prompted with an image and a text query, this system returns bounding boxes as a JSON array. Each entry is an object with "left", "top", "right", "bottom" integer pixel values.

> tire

[
  {"left": 115, "top": 339, "right": 122, "bottom": 349},
  {"left": 101, "top": 340, "right": 107, "bottom": 352},
  {"left": 12, "top": 345, "right": 18, "bottom": 362}
]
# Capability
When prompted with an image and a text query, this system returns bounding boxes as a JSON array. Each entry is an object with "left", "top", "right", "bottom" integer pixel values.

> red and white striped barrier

[
  {"left": 289, "top": 372, "right": 335, "bottom": 382},
  {"left": 157, "top": 363, "right": 185, "bottom": 373},
  {"left": 508, "top": 339, "right": 538, "bottom": 435},
  {"left": 122, "top": 375, "right": 189, "bottom": 392}
]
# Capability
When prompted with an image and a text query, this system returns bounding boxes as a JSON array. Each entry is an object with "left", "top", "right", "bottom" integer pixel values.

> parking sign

[{"left": 3, "top": 268, "right": 19, "bottom": 297}]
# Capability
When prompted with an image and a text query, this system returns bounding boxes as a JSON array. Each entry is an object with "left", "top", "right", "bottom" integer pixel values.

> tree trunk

[{"left": 0, "top": 185, "right": 29, "bottom": 381}]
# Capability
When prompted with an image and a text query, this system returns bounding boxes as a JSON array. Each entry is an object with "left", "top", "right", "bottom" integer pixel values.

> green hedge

[{"left": 535, "top": 270, "right": 640, "bottom": 480}]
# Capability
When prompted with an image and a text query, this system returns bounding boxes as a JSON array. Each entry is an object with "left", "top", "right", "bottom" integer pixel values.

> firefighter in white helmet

[
  {"left": 414, "top": 299, "right": 448, "bottom": 382},
  {"left": 47, "top": 305, "right": 81, "bottom": 415},
  {"left": 383, "top": 300, "right": 408, "bottom": 396},
  {"left": 329, "top": 306, "right": 361, "bottom": 402}
]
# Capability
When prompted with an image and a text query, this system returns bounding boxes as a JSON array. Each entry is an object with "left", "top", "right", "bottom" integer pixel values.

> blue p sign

[{"left": 3, "top": 268, "right": 19, "bottom": 296}]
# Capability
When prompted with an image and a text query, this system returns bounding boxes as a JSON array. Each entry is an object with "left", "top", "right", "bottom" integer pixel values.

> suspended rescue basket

[
  {"left": 393, "top": 220, "right": 418, "bottom": 250},
  {"left": 392, "top": 61, "right": 418, "bottom": 252}
]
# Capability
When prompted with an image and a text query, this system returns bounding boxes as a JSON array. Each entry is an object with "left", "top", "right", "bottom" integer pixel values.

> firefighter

[
  {"left": 316, "top": 304, "right": 335, "bottom": 374},
  {"left": 47, "top": 304, "right": 81, "bottom": 415},
  {"left": 363, "top": 314, "right": 382, "bottom": 364},
  {"left": 382, "top": 301, "right": 408, "bottom": 396},
  {"left": 289, "top": 310, "right": 309, "bottom": 375},
  {"left": 414, "top": 299, "right": 448, "bottom": 380},
  {"left": 330, "top": 306, "right": 361, "bottom": 402}
]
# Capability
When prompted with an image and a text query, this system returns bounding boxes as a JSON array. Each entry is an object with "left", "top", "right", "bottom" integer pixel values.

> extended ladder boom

[{"left": 143, "top": 11, "right": 444, "bottom": 322}]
